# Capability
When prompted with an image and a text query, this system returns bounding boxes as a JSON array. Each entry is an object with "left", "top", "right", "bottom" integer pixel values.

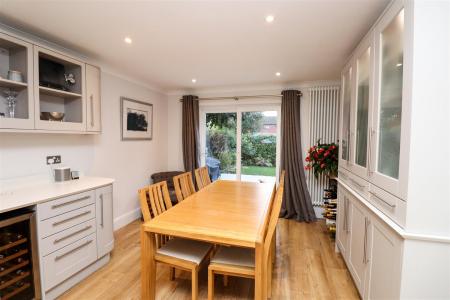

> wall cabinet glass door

[
  {"left": 350, "top": 38, "right": 372, "bottom": 179},
  {"left": 370, "top": 4, "right": 408, "bottom": 199},
  {"left": 0, "top": 32, "right": 34, "bottom": 129},
  {"left": 339, "top": 64, "right": 352, "bottom": 169}
]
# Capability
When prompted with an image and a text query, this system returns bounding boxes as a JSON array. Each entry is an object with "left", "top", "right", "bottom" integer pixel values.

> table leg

[
  {"left": 141, "top": 225, "right": 156, "bottom": 300},
  {"left": 254, "top": 242, "right": 264, "bottom": 300}
]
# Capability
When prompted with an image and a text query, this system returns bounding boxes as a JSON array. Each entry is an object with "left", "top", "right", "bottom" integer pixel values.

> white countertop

[{"left": 0, "top": 176, "right": 114, "bottom": 213}]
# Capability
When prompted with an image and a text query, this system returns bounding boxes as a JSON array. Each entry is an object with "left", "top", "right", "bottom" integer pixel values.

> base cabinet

[
  {"left": 365, "top": 217, "right": 402, "bottom": 300},
  {"left": 337, "top": 183, "right": 403, "bottom": 299},
  {"left": 95, "top": 185, "right": 114, "bottom": 258}
]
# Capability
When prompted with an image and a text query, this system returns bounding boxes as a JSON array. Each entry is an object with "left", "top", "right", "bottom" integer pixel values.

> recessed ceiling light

[
  {"left": 265, "top": 15, "right": 275, "bottom": 23},
  {"left": 124, "top": 37, "right": 132, "bottom": 44},
  {"left": 275, "top": 72, "right": 281, "bottom": 77},
  {"left": 191, "top": 78, "right": 197, "bottom": 83}
]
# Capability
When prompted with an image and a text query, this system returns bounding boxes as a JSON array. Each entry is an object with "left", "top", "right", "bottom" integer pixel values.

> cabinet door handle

[
  {"left": 55, "top": 239, "right": 93, "bottom": 261},
  {"left": 51, "top": 196, "right": 90, "bottom": 209},
  {"left": 363, "top": 217, "right": 370, "bottom": 264},
  {"left": 100, "top": 194, "right": 104, "bottom": 227},
  {"left": 367, "top": 127, "right": 372, "bottom": 175},
  {"left": 369, "top": 191, "right": 396, "bottom": 208},
  {"left": 345, "top": 196, "right": 350, "bottom": 233},
  {"left": 342, "top": 196, "right": 347, "bottom": 232},
  {"left": 52, "top": 211, "right": 90, "bottom": 226},
  {"left": 90, "top": 94, "right": 94, "bottom": 127},
  {"left": 54, "top": 225, "right": 92, "bottom": 244},
  {"left": 349, "top": 178, "right": 365, "bottom": 189}
]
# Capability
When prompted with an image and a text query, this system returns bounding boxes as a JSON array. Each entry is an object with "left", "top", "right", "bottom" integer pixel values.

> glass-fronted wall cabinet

[
  {"left": 34, "top": 46, "right": 86, "bottom": 131},
  {"left": 339, "top": 63, "right": 353, "bottom": 170},
  {"left": 349, "top": 36, "right": 372, "bottom": 179},
  {"left": 370, "top": 2, "right": 408, "bottom": 199},
  {"left": 0, "top": 32, "right": 34, "bottom": 129}
]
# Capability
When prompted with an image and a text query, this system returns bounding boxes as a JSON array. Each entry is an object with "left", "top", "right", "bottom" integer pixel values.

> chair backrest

[
  {"left": 173, "top": 171, "right": 196, "bottom": 202},
  {"left": 138, "top": 181, "right": 173, "bottom": 248},
  {"left": 138, "top": 181, "right": 173, "bottom": 222},
  {"left": 195, "top": 166, "right": 212, "bottom": 190},
  {"left": 263, "top": 170, "right": 285, "bottom": 260}
]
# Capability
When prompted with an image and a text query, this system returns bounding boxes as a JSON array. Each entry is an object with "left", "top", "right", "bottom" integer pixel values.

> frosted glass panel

[
  {"left": 377, "top": 9, "right": 404, "bottom": 179},
  {"left": 341, "top": 69, "right": 351, "bottom": 161},
  {"left": 355, "top": 48, "right": 370, "bottom": 167}
]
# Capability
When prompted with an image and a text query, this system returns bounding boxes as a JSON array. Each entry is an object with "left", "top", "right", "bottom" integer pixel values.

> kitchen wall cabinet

[
  {"left": 85, "top": 64, "right": 101, "bottom": 132},
  {"left": 0, "top": 27, "right": 102, "bottom": 134},
  {"left": 95, "top": 185, "right": 114, "bottom": 258},
  {"left": 0, "top": 31, "right": 34, "bottom": 129},
  {"left": 337, "top": 0, "right": 450, "bottom": 298}
]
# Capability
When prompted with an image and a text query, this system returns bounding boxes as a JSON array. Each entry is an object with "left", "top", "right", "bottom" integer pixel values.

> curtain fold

[
  {"left": 182, "top": 95, "right": 200, "bottom": 175},
  {"left": 280, "top": 90, "right": 316, "bottom": 222}
]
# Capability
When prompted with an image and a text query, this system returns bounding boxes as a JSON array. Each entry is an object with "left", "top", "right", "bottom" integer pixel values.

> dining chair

[
  {"left": 139, "top": 181, "right": 213, "bottom": 300},
  {"left": 173, "top": 171, "right": 196, "bottom": 202},
  {"left": 207, "top": 171, "right": 285, "bottom": 300},
  {"left": 195, "top": 166, "right": 212, "bottom": 190}
]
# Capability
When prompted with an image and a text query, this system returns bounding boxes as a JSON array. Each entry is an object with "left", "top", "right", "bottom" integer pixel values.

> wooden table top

[{"left": 142, "top": 180, "right": 274, "bottom": 248}]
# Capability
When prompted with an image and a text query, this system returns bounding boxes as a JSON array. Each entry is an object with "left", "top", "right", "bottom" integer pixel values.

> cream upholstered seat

[
  {"left": 157, "top": 238, "right": 212, "bottom": 264},
  {"left": 211, "top": 246, "right": 255, "bottom": 268}
]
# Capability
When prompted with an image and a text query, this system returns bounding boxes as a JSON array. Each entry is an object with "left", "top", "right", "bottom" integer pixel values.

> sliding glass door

[{"left": 200, "top": 104, "right": 280, "bottom": 183}]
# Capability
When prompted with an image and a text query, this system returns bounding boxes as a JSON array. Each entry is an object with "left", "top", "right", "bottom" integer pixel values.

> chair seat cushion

[
  {"left": 211, "top": 246, "right": 255, "bottom": 268},
  {"left": 157, "top": 238, "right": 212, "bottom": 264}
]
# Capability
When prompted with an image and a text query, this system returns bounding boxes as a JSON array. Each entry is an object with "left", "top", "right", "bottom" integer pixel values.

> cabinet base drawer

[
  {"left": 43, "top": 233, "right": 97, "bottom": 291},
  {"left": 38, "top": 190, "right": 95, "bottom": 220},
  {"left": 40, "top": 219, "right": 96, "bottom": 256},
  {"left": 39, "top": 204, "right": 95, "bottom": 238},
  {"left": 368, "top": 184, "right": 406, "bottom": 228}
]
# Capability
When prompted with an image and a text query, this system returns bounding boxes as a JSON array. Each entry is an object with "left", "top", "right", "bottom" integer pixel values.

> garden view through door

[{"left": 204, "top": 109, "right": 278, "bottom": 184}]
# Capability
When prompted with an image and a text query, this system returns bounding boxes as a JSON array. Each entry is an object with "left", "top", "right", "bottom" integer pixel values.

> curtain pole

[{"left": 179, "top": 92, "right": 303, "bottom": 102}]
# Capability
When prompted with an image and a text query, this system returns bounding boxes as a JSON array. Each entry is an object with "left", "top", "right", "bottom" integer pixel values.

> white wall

[{"left": 0, "top": 71, "right": 168, "bottom": 230}]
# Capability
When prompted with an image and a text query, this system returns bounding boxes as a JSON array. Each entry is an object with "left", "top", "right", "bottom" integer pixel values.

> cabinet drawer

[
  {"left": 39, "top": 204, "right": 95, "bottom": 238},
  {"left": 40, "top": 219, "right": 96, "bottom": 256},
  {"left": 339, "top": 169, "right": 370, "bottom": 199},
  {"left": 97, "top": 184, "right": 112, "bottom": 196},
  {"left": 368, "top": 184, "right": 406, "bottom": 227},
  {"left": 43, "top": 233, "right": 97, "bottom": 291},
  {"left": 38, "top": 190, "right": 95, "bottom": 220}
]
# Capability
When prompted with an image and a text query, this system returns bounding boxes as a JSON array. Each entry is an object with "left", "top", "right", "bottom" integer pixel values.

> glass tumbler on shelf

[{"left": 3, "top": 89, "right": 18, "bottom": 118}]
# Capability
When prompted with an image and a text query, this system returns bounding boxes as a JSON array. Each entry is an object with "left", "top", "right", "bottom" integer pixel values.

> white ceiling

[{"left": 0, "top": 0, "right": 389, "bottom": 92}]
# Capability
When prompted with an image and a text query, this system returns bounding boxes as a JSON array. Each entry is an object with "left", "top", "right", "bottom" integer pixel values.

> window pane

[
  {"left": 355, "top": 48, "right": 370, "bottom": 167},
  {"left": 341, "top": 69, "right": 352, "bottom": 161}
]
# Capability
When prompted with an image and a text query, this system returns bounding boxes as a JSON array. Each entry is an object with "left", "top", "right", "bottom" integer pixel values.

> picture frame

[{"left": 120, "top": 97, "right": 153, "bottom": 141}]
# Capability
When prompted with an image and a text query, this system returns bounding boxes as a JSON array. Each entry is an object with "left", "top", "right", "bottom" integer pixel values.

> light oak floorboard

[{"left": 59, "top": 219, "right": 359, "bottom": 300}]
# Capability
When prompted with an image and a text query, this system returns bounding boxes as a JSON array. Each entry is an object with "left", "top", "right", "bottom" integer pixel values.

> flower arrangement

[{"left": 305, "top": 140, "right": 339, "bottom": 178}]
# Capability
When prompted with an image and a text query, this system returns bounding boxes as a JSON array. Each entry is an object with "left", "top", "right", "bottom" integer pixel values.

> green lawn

[{"left": 241, "top": 166, "right": 276, "bottom": 176}]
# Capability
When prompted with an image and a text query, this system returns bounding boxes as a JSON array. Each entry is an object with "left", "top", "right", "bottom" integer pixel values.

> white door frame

[{"left": 199, "top": 100, "right": 281, "bottom": 182}]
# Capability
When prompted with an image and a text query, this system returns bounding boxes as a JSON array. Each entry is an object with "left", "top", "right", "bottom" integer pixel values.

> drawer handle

[
  {"left": 52, "top": 211, "right": 91, "bottom": 226},
  {"left": 350, "top": 178, "right": 365, "bottom": 189},
  {"left": 55, "top": 240, "right": 93, "bottom": 261},
  {"left": 51, "top": 196, "right": 90, "bottom": 209},
  {"left": 54, "top": 225, "right": 93, "bottom": 244},
  {"left": 370, "top": 192, "right": 396, "bottom": 208}
]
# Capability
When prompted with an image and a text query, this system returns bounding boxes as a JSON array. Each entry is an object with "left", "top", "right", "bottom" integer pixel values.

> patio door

[{"left": 200, "top": 104, "right": 281, "bottom": 183}]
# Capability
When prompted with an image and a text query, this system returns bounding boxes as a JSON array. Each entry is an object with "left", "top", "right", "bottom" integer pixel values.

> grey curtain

[
  {"left": 280, "top": 90, "right": 316, "bottom": 222},
  {"left": 182, "top": 95, "right": 200, "bottom": 174}
]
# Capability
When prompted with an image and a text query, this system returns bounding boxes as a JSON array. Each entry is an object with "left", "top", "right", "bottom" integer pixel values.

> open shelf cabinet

[
  {"left": 34, "top": 46, "right": 86, "bottom": 131},
  {"left": 0, "top": 32, "right": 34, "bottom": 129}
]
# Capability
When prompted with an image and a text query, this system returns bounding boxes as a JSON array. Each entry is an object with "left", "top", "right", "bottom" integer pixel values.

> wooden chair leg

[
  {"left": 191, "top": 268, "right": 198, "bottom": 300},
  {"left": 223, "top": 275, "right": 228, "bottom": 287},
  {"left": 208, "top": 268, "right": 214, "bottom": 300},
  {"left": 169, "top": 267, "right": 175, "bottom": 281},
  {"left": 267, "top": 246, "right": 273, "bottom": 298}
]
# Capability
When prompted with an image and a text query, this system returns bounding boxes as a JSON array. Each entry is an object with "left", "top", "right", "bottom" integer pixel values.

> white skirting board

[{"left": 113, "top": 207, "right": 142, "bottom": 230}]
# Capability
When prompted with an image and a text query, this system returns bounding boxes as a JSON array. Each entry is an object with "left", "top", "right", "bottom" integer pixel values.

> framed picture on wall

[{"left": 121, "top": 97, "right": 153, "bottom": 140}]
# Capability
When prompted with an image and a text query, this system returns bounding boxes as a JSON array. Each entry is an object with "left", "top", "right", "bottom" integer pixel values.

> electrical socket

[{"left": 47, "top": 155, "right": 61, "bottom": 165}]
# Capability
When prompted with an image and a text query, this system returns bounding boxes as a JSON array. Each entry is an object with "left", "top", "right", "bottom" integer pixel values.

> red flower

[
  {"left": 305, "top": 156, "right": 311, "bottom": 162},
  {"left": 320, "top": 163, "right": 326, "bottom": 169},
  {"left": 324, "top": 150, "right": 330, "bottom": 157},
  {"left": 318, "top": 148, "right": 325, "bottom": 153},
  {"left": 304, "top": 165, "right": 312, "bottom": 170}
]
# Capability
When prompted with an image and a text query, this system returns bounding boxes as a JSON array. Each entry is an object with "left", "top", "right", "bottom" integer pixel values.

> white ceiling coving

[{"left": 0, "top": 0, "right": 389, "bottom": 92}]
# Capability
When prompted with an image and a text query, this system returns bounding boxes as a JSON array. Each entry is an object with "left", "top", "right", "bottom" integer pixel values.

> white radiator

[{"left": 307, "top": 86, "right": 340, "bottom": 206}]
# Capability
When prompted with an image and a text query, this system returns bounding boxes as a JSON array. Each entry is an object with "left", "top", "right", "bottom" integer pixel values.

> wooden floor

[{"left": 60, "top": 219, "right": 359, "bottom": 300}]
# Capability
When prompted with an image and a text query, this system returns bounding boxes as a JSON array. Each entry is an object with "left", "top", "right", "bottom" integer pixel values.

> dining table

[{"left": 140, "top": 179, "right": 275, "bottom": 300}]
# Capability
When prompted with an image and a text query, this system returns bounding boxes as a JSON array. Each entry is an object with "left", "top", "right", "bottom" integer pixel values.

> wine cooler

[{"left": 0, "top": 209, "right": 41, "bottom": 299}]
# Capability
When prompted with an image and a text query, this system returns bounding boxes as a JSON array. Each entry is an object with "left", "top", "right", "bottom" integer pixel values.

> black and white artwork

[{"left": 121, "top": 97, "right": 153, "bottom": 140}]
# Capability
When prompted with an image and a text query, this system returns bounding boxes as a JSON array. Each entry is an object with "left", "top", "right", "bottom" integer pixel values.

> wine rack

[
  {"left": 322, "top": 179, "right": 337, "bottom": 237},
  {"left": 0, "top": 209, "right": 40, "bottom": 300}
]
